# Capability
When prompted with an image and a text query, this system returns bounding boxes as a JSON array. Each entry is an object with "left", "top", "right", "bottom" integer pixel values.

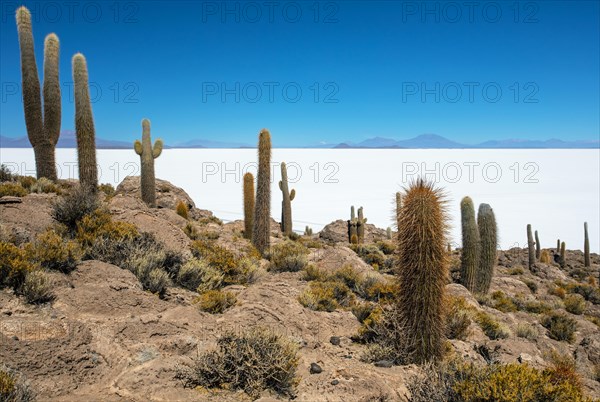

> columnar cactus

[
  {"left": 386, "top": 227, "right": 392, "bottom": 240},
  {"left": 16, "top": 6, "right": 61, "bottom": 180},
  {"left": 584, "top": 222, "right": 590, "bottom": 267},
  {"left": 560, "top": 241, "right": 566, "bottom": 268},
  {"left": 395, "top": 192, "right": 402, "bottom": 229},
  {"left": 535, "top": 230, "right": 541, "bottom": 260},
  {"left": 348, "top": 220, "right": 358, "bottom": 244},
  {"left": 279, "top": 162, "right": 296, "bottom": 236},
  {"left": 72, "top": 53, "right": 98, "bottom": 190},
  {"left": 134, "top": 119, "right": 163, "bottom": 207},
  {"left": 351, "top": 205, "right": 356, "bottom": 220},
  {"left": 252, "top": 129, "right": 271, "bottom": 255},
  {"left": 527, "top": 224, "right": 535, "bottom": 270},
  {"left": 557, "top": 239, "right": 560, "bottom": 252},
  {"left": 357, "top": 207, "right": 367, "bottom": 244},
  {"left": 395, "top": 179, "right": 448, "bottom": 364},
  {"left": 243, "top": 172, "right": 255, "bottom": 240},
  {"left": 459, "top": 197, "right": 479, "bottom": 292},
  {"left": 475, "top": 203, "right": 497, "bottom": 294},
  {"left": 304, "top": 226, "right": 313, "bottom": 236}
]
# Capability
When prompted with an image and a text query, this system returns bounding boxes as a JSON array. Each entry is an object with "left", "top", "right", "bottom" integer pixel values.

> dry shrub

[
  {"left": 515, "top": 323, "right": 539, "bottom": 339},
  {"left": 0, "top": 242, "right": 35, "bottom": 290},
  {"left": 30, "top": 177, "right": 58, "bottom": 194},
  {"left": 175, "top": 200, "right": 189, "bottom": 219},
  {"left": 52, "top": 185, "right": 100, "bottom": 232},
  {"left": 476, "top": 312, "right": 510, "bottom": 340},
  {"left": 20, "top": 270, "right": 54, "bottom": 304},
  {"left": 446, "top": 297, "right": 472, "bottom": 340},
  {"left": 176, "top": 327, "right": 299, "bottom": 398},
  {"left": 298, "top": 281, "right": 354, "bottom": 312},
  {"left": 27, "top": 230, "right": 82, "bottom": 273},
  {"left": 268, "top": 241, "right": 309, "bottom": 272},
  {"left": 541, "top": 312, "right": 577, "bottom": 343},
  {"left": 564, "top": 294, "right": 586, "bottom": 315},
  {"left": 0, "top": 365, "right": 34, "bottom": 402},
  {"left": 196, "top": 290, "right": 237, "bottom": 314}
]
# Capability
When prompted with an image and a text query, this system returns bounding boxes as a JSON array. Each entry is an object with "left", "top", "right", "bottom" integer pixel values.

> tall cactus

[
  {"left": 348, "top": 220, "right": 358, "bottom": 244},
  {"left": 252, "top": 129, "right": 271, "bottom": 255},
  {"left": 459, "top": 197, "right": 479, "bottom": 292},
  {"left": 395, "top": 192, "right": 402, "bottom": 229},
  {"left": 243, "top": 172, "right": 255, "bottom": 240},
  {"left": 557, "top": 239, "right": 561, "bottom": 252},
  {"left": 584, "top": 222, "right": 590, "bottom": 268},
  {"left": 395, "top": 179, "right": 448, "bottom": 364},
  {"left": 134, "top": 119, "right": 163, "bottom": 207},
  {"left": 15, "top": 7, "right": 61, "bottom": 180},
  {"left": 560, "top": 241, "right": 566, "bottom": 268},
  {"left": 476, "top": 203, "right": 497, "bottom": 294},
  {"left": 535, "top": 230, "right": 541, "bottom": 260},
  {"left": 357, "top": 207, "right": 367, "bottom": 244},
  {"left": 527, "top": 224, "right": 535, "bottom": 270},
  {"left": 72, "top": 53, "right": 98, "bottom": 190},
  {"left": 351, "top": 205, "right": 356, "bottom": 220},
  {"left": 279, "top": 162, "right": 295, "bottom": 236}
]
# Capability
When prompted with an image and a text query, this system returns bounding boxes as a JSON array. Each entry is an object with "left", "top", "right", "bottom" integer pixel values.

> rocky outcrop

[{"left": 319, "top": 219, "right": 389, "bottom": 244}]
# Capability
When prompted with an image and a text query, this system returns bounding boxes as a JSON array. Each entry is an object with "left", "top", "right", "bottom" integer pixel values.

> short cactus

[
  {"left": 584, "top": 222, "right": 590, "bottom": 267},
  {"left": 557, "top": 239, "right": 560, "bottom": 252},
  {"left": 459, "top": 197, "right": 479, "bottom": 292},
  {"left": 243, "top": 172, "right": 255, "bottom": 240},
  {"left": 134, "top": 119, "right": 163, "bottom": 207},
  {"left": 475, "top": 203, "right": 497, "bottom": 294},
  {"left": 535, "top": 230, "right": 541, "bottom": 260},
  {"left": 279, "top": 162, "right": 296, "bottom": 236},
  {"left": 72, "top": 53, "right": 98, "bottom": 190},
  {"left": 16, "top": 6, "right": 61, "bottom": 180},
  {"left": 347, "top": 220, "right": 358, "bottom": 244},
  {"left": 357, "top": 207, "right": 367, "bottom": 244},
  {"left": 395, "top": 179, "right": 448, "bottom": 363},
  {"left": 304, "top": 226, "right": 313, "bottom": 236},
  {"left": 527, "top": 224, "right": 535, "bottom": 270},
  {"left": 252, "top": 129, "right": 271, "bottom": 255},
  {"left": 560, "top": 241, "right": 566, "bottom": 268}
]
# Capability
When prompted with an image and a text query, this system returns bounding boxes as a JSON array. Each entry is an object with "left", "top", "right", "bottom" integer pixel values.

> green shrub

[
  {"left": 0, "top": 365, "right": 34, "bottom": 402},
  {"left": 352, "top": 301, "right": 376, "bottom": 323},
  {"left": 98, "top": 183, "right": 115, "bottom": 198},
  {"left": 376, "top": 240, "right": 395, "bottom": 255},
  {"left": 548, "top": 284, "right": 567, "bottom": 299},
  {"left": 355, "top": 274, "right": 398, "bottom": 302},
  {"left": 20, "top": 270, "right": 54, "bottom": 304},
  {"left": 17, "top": 176, "right": 36, "bottom": 190},
  {"left": 191, "top": 239, "right": 238, "bottom": 277},
  {"left": 196, "top": 290, "right": 237, "bottom": 314},
  {"left": 351, "top": 243, "right": 386, "bottom": 269},
  {"left": 514, "top": 323, "right": 539, "bottom": 340},
  {"left": 355, "top": 305, "right": 384, "bottom": 342},
  {"left": 446, "top": 297, "right": 472, "bottom": 340},
  {"left": 0, "top": 182, "right": 28, "bottom": 197},
  {"left": 52, "top": 186, "right": 100, "bottom": 232},
  {"left": 476, "top": 312, "right": 510, "bottom": 339},
  {"left": 520, "top": 299, "right": 552, "bottom": 314},
  {"left": 235, "top": 257, "right": 264, "bottom": 285},
  {"left": 541, "top": 312, "right": 577, "bottom": 343},
  {"left": 30, "top": 177, "right": 58, "bottom": 194},
  {"left": 566, "top": 283, "right": 600, "bottom": 305},
  {"left": 27, "top": 230, "right": 82, "bottom": 273},
  {"left": 302, "top": 264, "right": 329, "bottom": 282},
  {"left": 177, "top": 258, "right": 211, "bottom": 291},
  {"left": 490, "top": 291, "right": 518, "bottom": 313},
  {"left": 144, "top": 268, "right": 171, "bottom": 296},
  {"left": 0, "top": 242, "right": 35, "bottom": 289},
  {"left": 183, "top": 222, "right": 199, "bottom": 240},
  {"left": 268, "top": 241, "right": 309, "bottom": 272},
  {"left": 298, "top": 281, "right": 353, "bottom": 312},
  {"left": 176, "top": 327, "right": 299, "bottom": 398},
  {"left": 564, "top": 294, "right": 586, "bottom": 315},
  {"left": 333, "top": 264, "right": 361, "bottom": 290},
  {"left": 75, "top": 209, "right": 138, "bottom": 246}
]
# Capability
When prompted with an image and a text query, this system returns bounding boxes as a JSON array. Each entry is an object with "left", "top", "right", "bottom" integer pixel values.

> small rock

[
  {"left": 331, "top": 379, "right": 339, "bottom": 385},
  {"left": 12, "top": 335, "right": 19, "bottom": 341},
  {"left": 330, "top": 336, "right": 341, "bottom": 346},
  {"left": 374, "top": 360, "right": 393, "bottom": 368},
  {"left": 309, "top": 363, "right": 322, "bottom": 374},
  {"left": 0, "top": 196, "right": 23, "bottom": 204}
]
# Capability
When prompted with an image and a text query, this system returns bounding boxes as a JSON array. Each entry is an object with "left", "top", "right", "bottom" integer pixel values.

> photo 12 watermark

[
  {"left": 401, "top": 81, "right": 539, "bottom": 104},
  {"left": 201, "top": 81, "right": 340, "bottom": 104},
  {"left": 2, "top": 81, "right": 140, "bottom": 104},
  {"left": 200, "top": 1, "right": 340, "bottom": 24},
  {"left": 1, "top": 1, "right": 140, "bottom": 24},
  {"left": 399, "top": 1, "right": 540, "bottom": 24},
  {"left": 401, "top": 161, "right": 540, "bottom": 184}
]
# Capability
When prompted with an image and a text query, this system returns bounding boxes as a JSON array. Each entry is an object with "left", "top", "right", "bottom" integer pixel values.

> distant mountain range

[{"left": 1, "top": 132, "right": 598, "bottom": 149}]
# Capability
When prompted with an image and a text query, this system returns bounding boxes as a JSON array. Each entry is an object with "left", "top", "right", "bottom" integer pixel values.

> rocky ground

[{"left": 1, "top": 177, "right": 599, "bottom": 401}]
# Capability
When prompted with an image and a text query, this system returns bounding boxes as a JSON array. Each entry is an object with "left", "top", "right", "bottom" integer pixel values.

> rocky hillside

[{"left": 1, "top": 177, "right": 599, "bottom": 401}]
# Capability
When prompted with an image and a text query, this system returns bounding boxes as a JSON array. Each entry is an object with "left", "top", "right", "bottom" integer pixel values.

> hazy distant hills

[{"left": 1, "top": 132, "right": 598, "bottom": 149}]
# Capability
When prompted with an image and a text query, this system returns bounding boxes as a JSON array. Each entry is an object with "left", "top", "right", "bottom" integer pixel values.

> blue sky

[{"left": 1, "top": 0, "right": 598, "bottom": 147}]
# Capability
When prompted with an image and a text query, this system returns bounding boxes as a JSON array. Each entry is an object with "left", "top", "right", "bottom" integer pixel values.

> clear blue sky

[{"left": 1, "top": 1, "right": 598, "bottom": 147}]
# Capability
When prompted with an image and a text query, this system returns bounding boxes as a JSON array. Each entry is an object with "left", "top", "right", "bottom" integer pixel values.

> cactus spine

[
  {"left": 475, "top": 203, "right": 497, "bottom": 294},
  {"left": 357, "top": 207, "right": 367, "bottom": 244},
  {"left": 527, "top": 224, "right": 535, "bottom": 269},
  {"left": 459, "top": 197, "right": 479, "bottom": 292},
  {"left": 72, "top": 53, "right": 98, "bottom": 190},
  {"left": 395, "top": 179, "right": 448, "bottom": 364},
  {"left": 134, "top": 119, "right": 163, "bottom": 207},
  {"left": 535, "top": 230, "right": 541, "bottom": 260},
  {"left": 279, "top": 162, "right": 295, "bottom": 236},
  {"left": 584, "top": 222, "right": 590, "bottom": 267},
  {"left": 252, "top": 129, "right": 271, "bottom": 255},
  {"left": 16, "top": 7, "right": 61, "bottom": 180},
  {"left": 243, "top": 172, "right": 255, "bottom": 240},
  {"left": 560, "top": 241, "right": 566, "bottom": 268}
]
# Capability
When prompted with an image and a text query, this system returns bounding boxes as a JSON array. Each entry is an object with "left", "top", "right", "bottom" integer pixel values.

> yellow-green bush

[
  {"left": 522, "top": 279, "right": 538, "bottom": 293},
  {"left": 507, "top": 266, "right": 524, "bottom": 275},
  {"left": 0, "top": 365, "right": 34, "bottom": 402},
  {"left": 356, "top": 274, "right": 398, "bottom": 302},
  {"left": 30, "top": 177, "right": 58, "bottom": 194},
  {"left": 476, "top": 312, "right": 510, "bottom": 339},
  {"left": 490, "top": 291, "right": 518, "bottom": 313},
  {"left": 75, "top": 209, "right": 138, "bottom": 246},
  {"left": 98, "top": 183, "right": 115, "bottom": 198},
  {"left": 27, "top": 230, "right": 82, "bottom": 273},
  {"left": 183, "top": 222, "right": 199, "bottom": 240},
  {"left": 51, "top": 185, "right": 100, "bottom": 232},
  {"left": 446, "top": 297, "right": 472, "bottom": 340},
  {"left": 350, "top": 243, "right": 385, "bottom": 269},
  {"left": 548, "top": 284, "right": 567, "bottom": 299},
  {"left": 351, "top": 300, "right": 376, "bottom": 323},
  {"left": 355, "top": 304, "right": 383, "bottom": 342},
  {"left": 564, "top": 294, "right": 586, "bottom": 315},
  {"left": 541, "top": 312, "right": 577, "bottom": 343},
  {"left": 20, "top": 270, "right": 54, "bottom": 304},
  {"left": 333, "top": 264, "right": 361, "bottom": 290},
  {"left": 376, "top": 240, "right": 395, "bottom": 255},
  {"left": 302, "top": 264, "right": 329, "bottom": 282},
  {"left": 191, "top": 239, "right": 237, "bottom": 277},
  {"left": 0, "top": 182, "right": 28, "bottom": 197},
  {"left": 515, "top": 323, "right": 539, "bottom": 339},
  {"left": 16, "top": 175, "right": 36, "bottom": 189},
  {"left": 196, "top": 290, "right": 237, "bottom": 314},
  {"left": 175, "top": 200, "right": 189, "bottom": 219},
  {"left": 269, "top": 241, "right": 309, "bottom": 272},
  {"left": 176, "top": 327, "right": 299, "bottom": 398},
  {"left": 0, "top": 242, "right": 35, "bottom": 289},
  {"left": 298, "top": 281, "right": 354, "bottom": 312}
]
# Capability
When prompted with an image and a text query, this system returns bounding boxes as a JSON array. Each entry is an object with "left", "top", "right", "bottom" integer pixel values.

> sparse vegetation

[
  {"left": 564, "top": 293, "right": 586, "bottom": 315},
  {"left": 351, "top": 243, "right": 386, "bottom": 269},
  {"left": 268, "top": 240, "right": 309, "bottom": 272},
  {"left": 446, "top": 297, "right": 472, "bottom": 340},
  {"left": 0, "top": 365, "right": 34, "bottom": 402},
  {"left": 515, "top": 323, "right": 539, "bottom": 339},
  {"left": 195, "top": 289, "right": 237, "bottom": 313},
  {"left": 175, "top": 200, "right": 188, "bottom": 219},
  {"left": 28, "top": 230, "right": 82, "bottom": 273},
  {"left": 0, "top": 182, "right": 28, "bottom": 197},
  {"left": 476, "top": 312, "right": 510, "bottom": 339},
  {"left": 52, "top": 185, "right": 100, "bottom": 232},
  {"left": 20, "top": 270, "right": 55, "bottom": 304},
  {"left": 541, "top": 312, "right": 577, "bottom": 342},
  {"left": 298, "top": 280, "right": 354, "bottom": 312}
]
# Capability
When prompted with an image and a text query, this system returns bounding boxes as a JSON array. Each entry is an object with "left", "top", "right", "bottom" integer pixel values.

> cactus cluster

[
  {"left": 15, "top": 6, "right": 61, "bottom": 180},
  {"left": 347, "top": 205, "right": 367, "bottom": 244},
  {"left": 134, "top": 119, "right": 163, "bottom": 207},
  {"left": 72, "top": 53, "right": 98, "bottom": 190},
  {"left": 279, "top": 162, "right": 296, "bottom": 236},
  {"left": 304, "top": 226, "right": 313, "bottom": 236},
  {"left": 243, "top": 172, "right": 255, "bottom": 240},
  {"left": 394, "top": 179, "right": 448, "bottom": 363},
  {"left": 252, "top": 129, "right": 272, "bottom": 255}
]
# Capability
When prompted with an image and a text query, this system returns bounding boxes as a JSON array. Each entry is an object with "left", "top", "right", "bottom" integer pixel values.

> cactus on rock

[
  {"left": 279, "top": 162, "right": 296, "bottom": 236},
  {"left": 16, "top": 6, "right": 61, "bottom": 180},
  {"left": 560, "top": 241, "right": 566, "bottom": 268},
  {"left": 252, "top": 129, "right": 272, "bottom": 255},
  {"left": 535, "top": 230, "right": 541, "bottom": 260},
  {"left": 476, "top": 203, "right": 497, "bottom": 294},
  {"left": 134, "top": 119, "right": 163, "bottom": 207},
  {"left": 460, "top": 197, "right": 479, "bottom": 292},
  {"left": 527, "top": 224, "right": 535, "bottom": 270},
  {"left": 72, "top": 53, "right": 98, "bottom": 190},
  {"left": 357, "top": 207, "right": 367, "bottom": 244},
  {"left": 243, "top": 172, "right": 255, "bottom": 240}
]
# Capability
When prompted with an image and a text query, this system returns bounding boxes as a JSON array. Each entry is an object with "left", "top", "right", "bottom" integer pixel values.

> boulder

[{"left": 319, "top": 219, "right": 388, "bottom": 244}]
